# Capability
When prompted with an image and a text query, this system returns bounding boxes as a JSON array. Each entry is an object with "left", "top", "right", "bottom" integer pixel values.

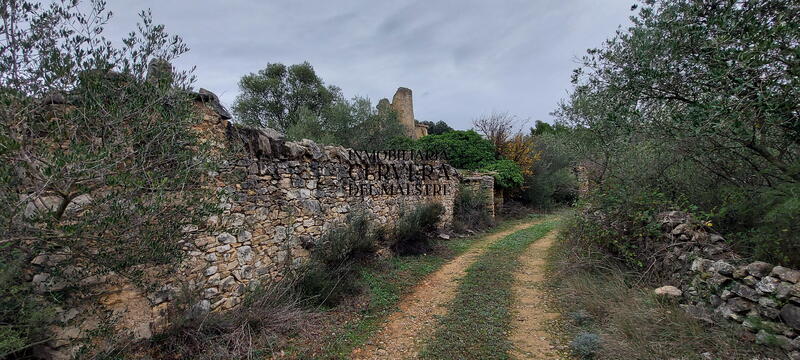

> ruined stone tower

[{"left": 380, "top": 87, "right": 428, "bottom": 139}]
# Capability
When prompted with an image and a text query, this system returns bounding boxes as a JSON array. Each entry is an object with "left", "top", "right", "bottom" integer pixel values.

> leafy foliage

[
  {"left": 415, "top": 130, "right": 496, "bottom": 170},
  {"left": 556, "top": 0, "right": 800, "bottom": 266},
  {"left": 0, "top": 0, "right": 218, "bottom": 354},
  {"left": 453, "top": 185, "right": 494, "bottom": 232},
  {"left": 232, "top": 62, "right": 341, "bottom": 132},
  {"left": 390, "top": 202, "right": 444, "bottom": 255},
  {"left": 286, "top": 96, "right": 406, "bottom": 151},
  {"left": 480, "top": 159, "right": 524, "bottom": 189},
  {"left": 298, "top": 212, "right": 381, "bottom": 306},
  {"left": 418, "top": 120, "right": 454, "bottom": 135}
]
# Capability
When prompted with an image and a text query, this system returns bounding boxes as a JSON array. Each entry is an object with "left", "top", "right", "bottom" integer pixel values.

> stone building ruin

[{"left": 378, "top": 87, "right": 429, "bottom": 140}]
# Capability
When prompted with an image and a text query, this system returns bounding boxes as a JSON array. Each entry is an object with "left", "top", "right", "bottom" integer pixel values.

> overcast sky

[{"left": 104, "top": 1, "right": 633, "bottom": 130}]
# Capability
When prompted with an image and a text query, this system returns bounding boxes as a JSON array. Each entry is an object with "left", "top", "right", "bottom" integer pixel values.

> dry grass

[
  {"left": 546, "top": 214, "right": 786, "bottom": 360},
  {"left": 147, "top": 278, "right": 318, "bottom": 359}
]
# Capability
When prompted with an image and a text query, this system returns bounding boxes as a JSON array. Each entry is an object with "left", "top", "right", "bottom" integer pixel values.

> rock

[
  {"left": 727, "top": 297, "right": 755, "bottom": 313},
  {"left": 236, "top": 246, "right": 254, "bottom": 265},
  {"left": 707, "top": 273, "right": 730, "bottom": 289},
  {"left": 791, "top": 337, "right": 800, "bottom": 351},
  {"left": 438, "top": 233, "right": 451, "bottom": 240},
  {"left": 732, "top": 266, "right": 748, "bottom": 279},
  {"left": 755, "top": 329, "right": 791, "bottom": 350},
  {"left": 771, "top": 266, "right": 800, "bottom": 284},
  {"left": 756, "top": 276, "right": 780, "bottom": 294},
  {"left": 237, "top": 230, "right": 252, "bottom": 242},
  {"left": 747, "top": 261, "right": 774, "bottom": 277},
  {"left": 681, "top": 304, "right": 714, "bottom": 323},
  {"left": 743, "top": 275, "right": 758, "bottom": 286},
  {"left": 712, "top": 260, "right": 735, "bottom": 276},
  {"left": 217, "top": 232, "right": 237, "bottom": 244},
  {"left": 790, "top": 351, "right": 800, "bottom": 360},
  {"left": 777, "top": 282, "right": 795, "bottom": 299},
  {"left": 781, "top": 304, "right": 800, "bottom": 330},
  {"left": 732, "top": 283, "right": 759, "bottom": 302},
  {"left": 204, "top": 266, "right": 218, "bottom": 276},
  {"left": 691, "top": 258, "right": 713, "bottom": 272},
  {"left": 195, "top": 88, "right": 232, "bottom": 120},
  {"left": 654, "top": 285, "right": 682, "bottom": 297}
]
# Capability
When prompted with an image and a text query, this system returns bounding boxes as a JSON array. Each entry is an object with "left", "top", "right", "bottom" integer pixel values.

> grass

[
  {"left": 545, "top": 212, "right": 786, "bottom": 360},
  {"left": 309, "top": 213, "right": 546, "bottom": 359},
  {"left": 420, "top": 218, "right": 560, "bottom": 360}
]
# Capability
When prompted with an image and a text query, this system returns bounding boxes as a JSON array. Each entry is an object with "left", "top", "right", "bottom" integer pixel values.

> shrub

[
  {"left": 297, "top": 212, "right": 382, "bottom": 306},
  {"left": 390, "top": 203, "right": 444, "bottom": 255},
  {"left": 570, "top": 332, "right": 601, "bottom": 359},
  {"left": 453, "top": 186, "right": 494, "bottom": 232},
  {"left": 479, "top": 159, "right": 524, "bottom": 189},
  {"left": 414, "top": 130, "right": 496, "bottom": 170},
  {"left": 151, "top": 277, "right": 313, "bottom": 359}
]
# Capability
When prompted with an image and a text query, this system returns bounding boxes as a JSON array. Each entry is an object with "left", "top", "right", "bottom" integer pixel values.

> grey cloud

[{"left": 102, "top": 0, "right": 632, "bottom": 129}]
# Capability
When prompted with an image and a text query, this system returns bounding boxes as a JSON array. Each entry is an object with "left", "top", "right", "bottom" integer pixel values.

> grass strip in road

[
  {"left": 420, "top": 218, "right": 559, "bottom": 360},
  {"left": 315, "top": 214, "right": 544, "bottom": 359}
]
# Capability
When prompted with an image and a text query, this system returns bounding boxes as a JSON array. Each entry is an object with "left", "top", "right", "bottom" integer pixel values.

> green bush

[
  {"left": 298, "top": 212, "right": 382, "bottom": 306},
  {"left": 415, "top": 130, "right": 496, "bottom": 170},
  {"left": 479, "top": 159, "right": 524, "bottom": 189},
  {"left": 391, "top": 203, "right": 444, "bottom": 255},
  {"left": 453, "top": 186, "right": 494, "bottom": 232},
  {"left": 570, "top": 332, "right": 601, "bottom": 359}
]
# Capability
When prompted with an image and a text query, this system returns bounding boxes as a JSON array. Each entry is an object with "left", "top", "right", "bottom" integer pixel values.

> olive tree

[{"left": 0, "top": 0, "right": 216, "bottom": 354}]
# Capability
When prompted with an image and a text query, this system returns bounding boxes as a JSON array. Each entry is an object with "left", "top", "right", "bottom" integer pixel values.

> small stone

[
  {"left": 202, "top": 287, "right": 219, "bottom": 299},
  {"left": 732, "top": 266, "right": 748, "bottom": 279},
  {"left": 691, "top": 258, "right": 713, "bottom": 272},
  {"left": 438, "top": 233, "right": 451, "bottom": 240},
  {"left": 781, "top": 304, "right": 800, "bottom": 330},
  {"left": 237, "top": 246, "right": 254, "bottom": 265},
  {"left": 216, "top": 244, "right": 231, "bottom": 253},
  {"left": 755, "top": 329, "right": 791, "bottom": 350},
  {"left": 772, "top": 266, "right": 800, "bottom": 284},
  {"left": 204, "top": 266, "right": 218, "bottom": 276},
  {"left": 654, "top": 285, "right": 682, "bottom": 297},
  {"left": 756, "top": 276, "right": 780, "bottom": 294},
  {"left": 238, "top": 230, "right": 252, "bottom": 242},
  {"left": 790, "top": 351, "right": 800, "bottom": 360},
  {"left": 743, "top": 276, "right": 758, "bottom": 286},
  {"left": 707, "top": 273, "right": 730, "bottom": 289},
  {"left": 732, "top": 283, "right": 759, "bottom": 301},
  {"left": 791, "top": 337, "right": 800, "bottom": 351},
  {"left": 747, "top": 261, "right": 774, "bottom": 277},
  {"left": 217, "top": 232, "right": 236, "bottom": 244},
  {"left": 728, "top": 297, "right": 755, "bottom": 313},
  {"left": 712, "top": 260, "right": 735, "bottom": 276},
  {"left": 31, "top": 254, "right": 48, "bottom": 266},
  {"left": 205, "top": 253, "right": 217, "bottom": 262}
]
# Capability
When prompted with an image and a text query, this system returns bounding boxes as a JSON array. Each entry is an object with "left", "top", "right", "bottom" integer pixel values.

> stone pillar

[{"left": 390, "top": 87, "right": 415, "bottom": 138}]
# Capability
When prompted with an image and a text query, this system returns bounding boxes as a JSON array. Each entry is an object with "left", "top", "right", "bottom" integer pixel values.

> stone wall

[
  {"left": 32, "top": 95, "right": 461, "bottom": 359},
  {"left": 653, "top": 211, "right": 800, "bottom": 357},
  {"left": 460, "top": 171, "right": 496, "bottom": 218}
]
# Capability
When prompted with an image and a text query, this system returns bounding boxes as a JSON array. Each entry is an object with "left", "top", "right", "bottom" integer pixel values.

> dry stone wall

[
  {"left": 654, "top": 211, "right": 800, "bottom": 357},
  {"left": 32, "top": 96, "right": 461, "bottom": 359}
]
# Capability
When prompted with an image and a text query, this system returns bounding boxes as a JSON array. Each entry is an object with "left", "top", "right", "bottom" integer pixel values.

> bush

[
  {"left": 151, "top": 277, "right": 313, "bottom": 359},
  {"left": 390, "top": 203, "right": 444, "bottom": 256},
  {"left": 570, "top": 332, "right": 601, "bottom": 359},
  {"left": 415, "top": 130, "right": 496, "bottom": 170},
  {"left": 453, "top": 186, "right": 494, "bottom": 232},
  {"left": 298, "top": 212, "right": 382, "bottom": 306},
  {"left": 479, "top": 159, "right": 524, "bottom": 189}
]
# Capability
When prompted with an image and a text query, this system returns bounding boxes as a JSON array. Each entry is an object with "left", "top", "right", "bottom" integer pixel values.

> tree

[
  {"left": 557, "top": 0, "right": 800, "bottom": 266},
  {"left": 232, "top": 62, "right": 342, "bottom": 131},
  {"left": 415, "top": 130, "right": 496, "bottom": 170},
  {"left": 472, "top": 111, "right": 522, "bottom": 154},
  {"left": 0, "top": 0, "right": 215, "bottom": 354},
  {"left": 418, "top": 120, "right": 454, "bottom": 135},
  {"left": 287, "top": 96, "right": 405, "bottom": 151}
]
